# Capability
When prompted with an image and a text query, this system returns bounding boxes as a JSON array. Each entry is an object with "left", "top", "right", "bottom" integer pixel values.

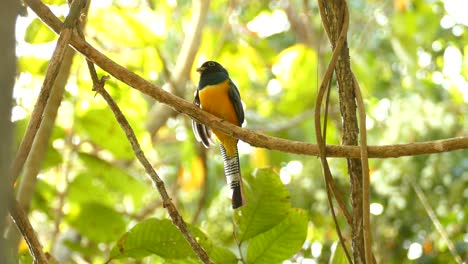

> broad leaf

[
  {"left": 77, "top": 152, "right": 149, "bottom": 208},
  {"left": 329, "top": 242, "right": 348, "bottom": 264},
  {"left": 109, "top": 218, "right": 237, "bottom": 264},
  {"left": 68, "top": 202, "right": 126, "bottom": 243},
  {"left": 76, "top": 108, "right": 134, "bottom": 160},
  {"left": 246, "top": 208, "right": 308, "bottom": 264},
  {"left": 234, "top": 168, "right": 291, "bottom": 241},
  {"left": 24, "top": 18, "right": 57, "bottom": 44},
  {"left": 273, "top": 44, "right": 318, "bottom": 116}
]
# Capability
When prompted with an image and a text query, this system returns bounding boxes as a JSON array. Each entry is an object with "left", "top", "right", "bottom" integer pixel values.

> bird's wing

[
  {"left": 192, "top": 89, "right": 215, "bottom": 148},
  {"left": 228, "top": 80, "right": 244, "bottom": 126}
]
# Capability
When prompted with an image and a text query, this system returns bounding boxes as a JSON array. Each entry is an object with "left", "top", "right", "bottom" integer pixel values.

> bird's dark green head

[
  {"left": 197, "top": 61, "right": 229, "bottom": 88},
  {"left": 197, "top": 61, "right": 228, "bottom": 75}
]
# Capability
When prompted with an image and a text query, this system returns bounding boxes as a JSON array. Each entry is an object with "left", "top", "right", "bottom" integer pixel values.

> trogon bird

[{"left": 192, "top": 61, "right": 246, "bottom": 209}]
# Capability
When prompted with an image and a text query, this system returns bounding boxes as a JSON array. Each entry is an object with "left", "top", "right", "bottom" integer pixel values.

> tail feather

[{"left": 220, "top": 145, "right": 246, "bottom": 209}]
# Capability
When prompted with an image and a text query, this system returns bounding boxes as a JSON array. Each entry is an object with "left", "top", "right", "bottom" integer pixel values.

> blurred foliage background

[{"left": 10, "top": 0, "right": 467, "bottom": 263}]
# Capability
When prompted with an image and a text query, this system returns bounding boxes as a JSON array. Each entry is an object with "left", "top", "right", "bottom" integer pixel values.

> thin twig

[
  {"left": 9, "top": 199, "right": 49, "bottom": 263},
  {"left": 353, "top": 74, "right": 372, "bottom": 263},
  {"left": 407, "top": 177, "right": 463, "bottom": 264},
  {"left": 22, "top": 0, "right": 468, "bottom": 160},
  {"left": 92, "top": 80, "right": 213, "bottom": 264}
]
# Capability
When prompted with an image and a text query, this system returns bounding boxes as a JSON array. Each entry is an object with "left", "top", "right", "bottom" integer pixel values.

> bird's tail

[{"left": 220, "top": 145, "right": 246, "bottom": 209}]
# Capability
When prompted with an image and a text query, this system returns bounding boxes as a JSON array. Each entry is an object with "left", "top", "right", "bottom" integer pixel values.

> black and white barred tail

[{"left": 220, "top": 145, "right": 246, "bottom": 209}]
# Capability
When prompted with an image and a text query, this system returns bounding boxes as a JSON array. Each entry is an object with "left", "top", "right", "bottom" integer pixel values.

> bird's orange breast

[{"left": 198, "top": 79, "right": 239, "bottom": 156}]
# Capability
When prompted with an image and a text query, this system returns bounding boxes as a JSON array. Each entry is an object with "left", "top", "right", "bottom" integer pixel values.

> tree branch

[
  {"left": 23, "top": 0, "right": 468, "bottom": 161},
  {"left": 9, "top": 199, "right": 49, "bottom": 263},
  {"left": 407, "top": 177, "right": 463, "bottom": 264}
]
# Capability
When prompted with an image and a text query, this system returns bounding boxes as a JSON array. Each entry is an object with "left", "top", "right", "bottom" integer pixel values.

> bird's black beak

[{"left": 196, "top": 66, "right": 205, "bottom": 73}]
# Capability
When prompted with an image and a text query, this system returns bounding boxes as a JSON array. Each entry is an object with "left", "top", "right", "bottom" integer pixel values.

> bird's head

[{"left": 196, "top": 61, "right": 229, "bottom": 76}]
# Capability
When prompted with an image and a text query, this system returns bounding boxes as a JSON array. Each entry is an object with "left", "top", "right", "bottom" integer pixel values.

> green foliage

[
  {"left": 24, "top": 18, "right": 57, "bottom": 44},
  {"left": 76, "top": 108, "right": 135, "bottom": 160},
  {"left": 12, "top": 0, "right": 467, "bottom": 263},
  {"left": 234, "top": 169, "right": 291, "bottom": 241},
  {"left": 329, "top": 242, "right": 348, "bottom": 264},
  {"left": 108, "top": 169, "right": 307, "bottom": 263},
  {"left": 109, "top": 218, "right": 237, "bottom": 263},
  {"left": 274, "top": 44, "right": 318, "bottom": 116},
  {"left": 246, "top": 208, "right": 308, "bottom": 264},
  {"left": 69, "top": 202, "right": 127, "bottom": 243}
]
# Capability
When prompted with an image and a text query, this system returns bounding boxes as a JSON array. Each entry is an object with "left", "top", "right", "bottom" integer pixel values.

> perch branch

[{"left": 23, "top": 0, "right": 468, "bottom": 160}]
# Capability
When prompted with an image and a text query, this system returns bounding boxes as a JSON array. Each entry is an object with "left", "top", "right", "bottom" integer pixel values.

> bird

[{"left": 192, "top": 61, "right": 246, "bottom": 209}]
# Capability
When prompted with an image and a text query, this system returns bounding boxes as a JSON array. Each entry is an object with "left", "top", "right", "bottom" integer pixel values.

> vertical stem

[
  {"left": 0, "top": 0, "right": 20, "bottom": 261},
  {"left": 319, "top": 0, "right": 367, "bottom": 262}
]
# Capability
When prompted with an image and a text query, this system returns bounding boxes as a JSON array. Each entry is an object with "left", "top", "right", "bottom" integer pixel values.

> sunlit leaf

[
  {"left": 42, "top": 146, "right": 63, "bottom": 170},
  {"left": 18, "top": 56, "right": 49, "bottom": 74},
  {"left": 42, "top": 0, "right": 66, "bottom": 4},
  {"left": 77, "top": 152, "right": 149, "bottom": 208},
  {"left": 179, "top": 156, "right": 205, "bottom": 191},
  {"left": 109, "top": 218, "right": 237, "bottom": 264},
  {"left": 234, "top": 168, "right": 291, "bottom": 241},
  {"left": 329, "top": 242, "right": 348, "bottom": 264},
  {"left": 67, "top": 172, "right": 116, "bottom": 206},
  {"left": 24, "top": 18, "right": 57, "bottom": 44},
  {"left": 76, "top": 108, "right": 134, "bottom": 160},
  {"left": 250, "top": 148, "right": 269, "bottom": 168},
  {"left": 69, "top": 202, "right": 127, "bottom": 243},
  {"left": 273, "top": 44, "right": 318, "bottom": 115},
  {"left": 88, "top": 7, "right": 164, "bottom": 47},
  {"left": 246, "top": 208, "right": 308, "bottom": 264}
]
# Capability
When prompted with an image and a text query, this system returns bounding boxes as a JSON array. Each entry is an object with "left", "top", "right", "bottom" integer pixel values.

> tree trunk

[
  {"left": 320, "top": 1, "right": 366, "bottom": 263},
  {"left": 0, "top": 0, "right": 20, "bottom": 262}
]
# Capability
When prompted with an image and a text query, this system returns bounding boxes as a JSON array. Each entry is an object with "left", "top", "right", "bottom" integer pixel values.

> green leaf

[
  {"left": 209, "top": 245, "right": 238, "bottom": 264},
  {"left": 76, "top": 108, "right": 135, "bottom": 160},
  {"left": 24, "top": 18, "right": 57, "bottom": 44},
  {"left": 246, "top": 208, "right": 308, "bottom": 264},
  {"left": 18, "top": 56, "right": 49, "bottom": 74},
  {"left": 109, "top": 218, "right": 237, "bottom": 263},
  {"left": 67, "top": 172, "right": 116, "bottom": 206},
  {"left": 31, "top": 179, "right": 57, "bottom": 218},
  {"left": 42, "top": 0, "right": 66, "bottom": 4},
  {"left": 234, "top": 168, "right": 291, "bottom": 241},
  {"left": 273, "top": 44, "right": 318, "bottom": 116},
  {"left": 77, "top": 152, "right": 149, "bottom": 207},
  {"left": 329, "top": 242, "right": 348, "bottom": 264},
  {"left": 87, "top": 7, "right": 162, "bottom": 47},
  {"left": 42, "top": 146, "right": 63, "bottom": 170},
  {"left": 109, "top": 219, "right": 198, "bottom": 260},
  {"left": 68, "top": 202, "right": 127, "bottom": 243}
]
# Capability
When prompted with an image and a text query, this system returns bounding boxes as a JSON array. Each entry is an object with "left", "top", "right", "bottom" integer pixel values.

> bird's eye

[{"left": 207, "top": 61, "right": 216, "bottom": 67}]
